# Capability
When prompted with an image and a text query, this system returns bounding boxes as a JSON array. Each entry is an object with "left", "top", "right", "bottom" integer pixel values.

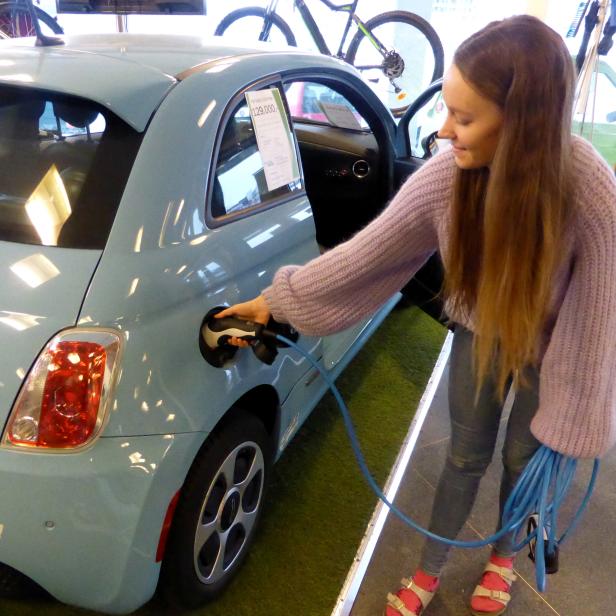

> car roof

[{"left": 0, "top": 34, "right": 328, "bottom": 130}]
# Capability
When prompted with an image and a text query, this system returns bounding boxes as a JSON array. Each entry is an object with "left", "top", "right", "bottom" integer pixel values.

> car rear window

[{"left": 0, "top": 85, "right": 142, "bottom": 249}]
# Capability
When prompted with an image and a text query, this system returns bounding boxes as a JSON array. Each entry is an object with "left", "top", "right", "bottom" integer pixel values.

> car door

[
  {"left": 207, "top": 73, "right": 402, "bottom": 451},
  {"left": 280, "top": 75, "right": 401, "bottom": 372},
  {"left": 204, "top": 79, "right": 323, "bottom": 371},
  {"left": 393, "top": 79, "right": 449, "bottom": 325}
]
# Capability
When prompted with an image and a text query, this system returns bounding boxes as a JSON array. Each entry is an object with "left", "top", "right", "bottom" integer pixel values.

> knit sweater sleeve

[
  {"left": 531, "top": 140, "right": 616, "bottom": 458},
  {"left": 261, "top": 150, "right": 454, "bottom": 336}
]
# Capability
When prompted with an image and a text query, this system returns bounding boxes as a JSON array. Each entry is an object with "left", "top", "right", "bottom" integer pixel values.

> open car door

[{"left": 393, "top": 79, "right": 449, "bottom": 326}]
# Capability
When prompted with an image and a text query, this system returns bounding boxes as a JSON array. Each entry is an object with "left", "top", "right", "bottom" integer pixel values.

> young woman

[{"left": 215, "top": 15, "right": 616, "bottom": 616}]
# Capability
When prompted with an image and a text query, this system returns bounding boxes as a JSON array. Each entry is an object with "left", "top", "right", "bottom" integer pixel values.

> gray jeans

[{"left": 419, "top": 326, "right": 541, "bottom": 576}]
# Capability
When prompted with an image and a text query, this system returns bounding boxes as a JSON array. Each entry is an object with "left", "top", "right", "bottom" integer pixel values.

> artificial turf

[{"left": 1, "top": 306, "right": 446, "bottom": 616}]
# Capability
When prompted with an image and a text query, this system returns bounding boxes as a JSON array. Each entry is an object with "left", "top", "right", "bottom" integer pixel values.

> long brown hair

[{"left": 443, "top": 15, "right": 575, "bottom": 397}]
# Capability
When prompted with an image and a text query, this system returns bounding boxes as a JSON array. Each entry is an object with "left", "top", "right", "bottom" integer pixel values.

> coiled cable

[{"left": 276, "top": 333, "right": 599, "bottom": 591}]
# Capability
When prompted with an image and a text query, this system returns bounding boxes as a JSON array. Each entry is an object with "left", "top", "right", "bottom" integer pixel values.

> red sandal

[
  {"left": 470, "top": 556, "right": 517, "bottom": 616},
  {"left": 385, "top": 572, "right": 439, "bottom": 616}
]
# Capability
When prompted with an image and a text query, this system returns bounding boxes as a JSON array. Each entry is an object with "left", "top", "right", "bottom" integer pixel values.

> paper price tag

[
  {"left": 245, "top": 89, "right": 300, "bottom": 192},
  {"left": 318, "top": 101, "right": 362, "bottom": 130}
]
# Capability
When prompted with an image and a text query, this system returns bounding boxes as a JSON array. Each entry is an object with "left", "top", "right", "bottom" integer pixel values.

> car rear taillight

[{"left": 2, "top": 329, "right": 122, "bottom": 450}]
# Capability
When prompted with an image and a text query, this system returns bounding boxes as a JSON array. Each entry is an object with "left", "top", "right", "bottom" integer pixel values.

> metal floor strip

[{"left": 330, "top": 331, "right": 453, "bottom": 616}]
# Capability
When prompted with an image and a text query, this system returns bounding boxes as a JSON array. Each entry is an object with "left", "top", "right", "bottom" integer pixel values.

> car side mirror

[{"left": 606, "top": 111, "right": 616, "bottom": 123}]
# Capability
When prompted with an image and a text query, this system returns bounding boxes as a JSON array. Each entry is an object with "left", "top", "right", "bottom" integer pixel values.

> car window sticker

[
  {"left": 245, "top": 88, "right": 300, "bottom": 192},
  {"left": 317, "top": 101, "right": 362, "bottom": 130}
]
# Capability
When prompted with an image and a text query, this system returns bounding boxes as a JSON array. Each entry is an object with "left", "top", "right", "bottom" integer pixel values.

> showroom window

[
  {"left": 210, "top": 86, "right": 302, "bottom": 220},
  {"left": 572, "top": 60, "right": 616, "bottom": 167}
]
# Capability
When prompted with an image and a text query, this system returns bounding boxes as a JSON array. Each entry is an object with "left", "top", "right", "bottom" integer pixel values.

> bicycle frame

[{"left": 261, "top": 0, "right": 388, "bottom": 61}]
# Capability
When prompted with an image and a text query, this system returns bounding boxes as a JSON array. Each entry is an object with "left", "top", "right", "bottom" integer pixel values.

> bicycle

[
  {"left": 214, "top": 0, "right": 444, "bottom": 117},
  {"left": 0, "top": 0, "right": 63, "bottom": 38}
]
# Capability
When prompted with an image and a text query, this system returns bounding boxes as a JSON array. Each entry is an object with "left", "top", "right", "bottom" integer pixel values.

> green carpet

[{"left": 1, "top": 306, "right": 446, "bottom": 616}]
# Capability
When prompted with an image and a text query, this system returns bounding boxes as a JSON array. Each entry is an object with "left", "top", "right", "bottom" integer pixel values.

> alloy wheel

[{"left": 193, "top": 441, "right": 265, "bottom": 584}]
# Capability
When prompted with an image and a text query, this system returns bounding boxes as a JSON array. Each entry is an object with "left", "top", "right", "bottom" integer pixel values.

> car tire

[{"left": 160, "top": 409, "right": 273, "bottom": 609}]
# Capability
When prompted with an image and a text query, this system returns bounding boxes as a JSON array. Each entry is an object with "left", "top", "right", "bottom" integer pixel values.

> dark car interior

[
  {"left": 284, "top": 78, "right": 397, "bottom": 251},
  {"left": 293, "top": 122, "right": 384, "bottom": 249}
]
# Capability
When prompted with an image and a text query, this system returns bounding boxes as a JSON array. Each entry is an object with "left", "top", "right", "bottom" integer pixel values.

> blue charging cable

[{"left": 276, "top": 333, "right": 600, "bottom": 592}]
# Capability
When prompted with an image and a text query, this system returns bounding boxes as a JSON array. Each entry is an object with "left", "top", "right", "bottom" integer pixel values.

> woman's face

[{"left": 438, "top": 64, "right": 504, "bottom": 169}]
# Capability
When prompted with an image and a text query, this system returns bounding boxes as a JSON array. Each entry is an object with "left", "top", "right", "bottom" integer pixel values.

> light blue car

[{"left": 0, "top": 33, "right": 440, "bottom": 614}]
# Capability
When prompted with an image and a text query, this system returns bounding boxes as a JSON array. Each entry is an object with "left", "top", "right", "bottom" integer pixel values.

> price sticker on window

[{"left": 245, "top": 88, "right": 300, "bottom": 192}]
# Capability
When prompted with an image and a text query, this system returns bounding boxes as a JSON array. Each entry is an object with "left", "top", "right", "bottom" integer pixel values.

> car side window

[
  {"left": 285, "top": 81, "right": 369, "bottom": 130},
  {"left": 407, "top": 89, "right": 447, "bottom": 158},
  {"left": 211, "top": 88, "right": 302, "bottom": 219},
  {"left": 0, "top": 86, "right": 141, "bottom": 249}
]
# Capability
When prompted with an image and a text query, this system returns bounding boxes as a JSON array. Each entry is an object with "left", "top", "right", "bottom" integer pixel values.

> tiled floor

[{"left": 348, "top": 363, "right": 614, "bottom": 616}]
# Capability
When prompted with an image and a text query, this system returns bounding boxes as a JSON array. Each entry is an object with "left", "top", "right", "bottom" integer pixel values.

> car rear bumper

[{"left": 0, "top": 432, "right": 204, "bottom": 614}]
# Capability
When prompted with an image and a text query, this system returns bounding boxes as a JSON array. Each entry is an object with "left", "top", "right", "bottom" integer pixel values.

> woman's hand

[{"left": 214, "top": 295, "right": 271, "bottom": 348}]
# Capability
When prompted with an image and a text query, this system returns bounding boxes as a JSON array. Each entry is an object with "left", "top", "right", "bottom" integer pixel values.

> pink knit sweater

[{"left": 262, "top": 137, "right": 616, "bottom": 458}]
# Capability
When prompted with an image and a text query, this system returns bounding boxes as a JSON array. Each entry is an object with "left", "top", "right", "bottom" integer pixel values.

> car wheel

[{"left": 160, "top": 409, "right": 273, "bottom": 609}]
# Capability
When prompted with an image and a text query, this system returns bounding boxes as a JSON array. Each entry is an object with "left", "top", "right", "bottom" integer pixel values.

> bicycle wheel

[
  {"left": 214, "top": 7, "right": 297, "bottom": 47},
  {"left": 0, "top": 2, "right": 63, "bottom": 37},
  {"left": 346, "top": 11, "right": 444, "bottom": 117}
]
